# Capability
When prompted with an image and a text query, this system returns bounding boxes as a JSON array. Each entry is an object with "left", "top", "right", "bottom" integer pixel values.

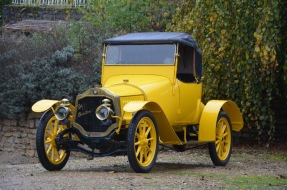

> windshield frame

[{"left": 104, "top": 43, "right": 176, "bottom": 66}]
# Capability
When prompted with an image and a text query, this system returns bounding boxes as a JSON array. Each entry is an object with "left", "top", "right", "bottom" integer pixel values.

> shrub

[
  {"left": 1, "top": 46, "right": 76, "bottom": 118},
  {"left": 0, "top": 24, "right": 102, "bottom": 119}
]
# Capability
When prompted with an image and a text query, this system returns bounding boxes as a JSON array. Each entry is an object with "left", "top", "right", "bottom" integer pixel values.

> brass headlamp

[
  {"left": 55, "top": 98, "right": 71, "bottom": 120},
  {"left": 95, "top": 99, "right": 113, "bottom": 120}
]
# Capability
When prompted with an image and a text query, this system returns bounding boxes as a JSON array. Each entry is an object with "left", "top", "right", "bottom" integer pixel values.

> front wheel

[
  {"left": 208, "top": 111, "right": 233, "bottom": 166},
  {"left": 127, "top": 110, "right": 159, "bottom": 173},
  {"left": 36, "top": 110, "right": 70, "bottom": 171}
]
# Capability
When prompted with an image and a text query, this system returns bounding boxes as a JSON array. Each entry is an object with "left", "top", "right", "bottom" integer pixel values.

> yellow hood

[{"left": 103, "top": 75, "right": 171, "bottom": 98}]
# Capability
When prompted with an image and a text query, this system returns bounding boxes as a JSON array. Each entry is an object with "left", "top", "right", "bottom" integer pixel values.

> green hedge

[{"left": 167, "top": 0, "right": 287, "bottom": 143}]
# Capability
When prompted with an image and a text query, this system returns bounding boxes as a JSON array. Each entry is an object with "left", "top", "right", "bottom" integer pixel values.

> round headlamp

[
  {"left": 96, "top": 105, "right": 113, "bottom": 120},
  {"left": 55, "top": 106, "right": 70, "bottom": 120}
]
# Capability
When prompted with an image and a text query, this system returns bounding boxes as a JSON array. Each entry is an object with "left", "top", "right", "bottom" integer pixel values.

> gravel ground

[{"left": 0, "top": 144, "right": 287, "bottom": 190}]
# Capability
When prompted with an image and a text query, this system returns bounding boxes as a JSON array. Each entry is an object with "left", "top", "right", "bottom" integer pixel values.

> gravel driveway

[{"left": 1, "top": 144, "right": 286, "bottom": 190}]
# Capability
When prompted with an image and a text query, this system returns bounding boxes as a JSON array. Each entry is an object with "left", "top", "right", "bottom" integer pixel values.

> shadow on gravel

[
  {"left": 154, "top": 162, "right": 213, "bottom": 172},
  {"left": 57, "top": 161, "right": 213, "bottom": 174}
]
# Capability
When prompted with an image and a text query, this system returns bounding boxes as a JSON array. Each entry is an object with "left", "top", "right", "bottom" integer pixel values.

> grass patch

[
  {"left": 262, "top": 153, "right": 287, "bottom": 162},
  {"left": 227, "top": 175, "right": 287, "bottom": 190}
]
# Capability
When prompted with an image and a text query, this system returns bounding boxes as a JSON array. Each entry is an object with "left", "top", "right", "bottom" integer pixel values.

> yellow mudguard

[
  {"left": 124, "top": 101, "right": 182, "bottom": 145},
  {"left": 198, "top": 100, "right": 243, "bottom": 142},
  {"left": 32, "top": 99, "right": 59, "bottom": 113}
]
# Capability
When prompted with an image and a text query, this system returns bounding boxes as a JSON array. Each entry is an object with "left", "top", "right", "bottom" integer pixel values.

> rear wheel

[
  {"left": 127, "top": 110, "right": 159, "bottom": 173},
  {"left": 36, "top": 110, "right": 70, "bottom": 171},
  {"left": 208, "top": 111, "right": 232, "bottom": 166}
]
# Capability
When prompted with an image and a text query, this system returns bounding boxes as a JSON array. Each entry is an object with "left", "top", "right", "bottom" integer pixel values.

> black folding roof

[
  {"left": 103, "top": 32, "right": 201, "bottom": 52},
  {"left": 103, "top": 32, "right": 202, "bottom": 79}
]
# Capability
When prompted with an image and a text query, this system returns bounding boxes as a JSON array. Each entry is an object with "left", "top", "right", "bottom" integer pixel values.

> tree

[
  {"left": 167, "top": 0, "right": 287, "bottom": 143},
  {"left": 82, "top": 0, "right": 179, "bottom": 37}
]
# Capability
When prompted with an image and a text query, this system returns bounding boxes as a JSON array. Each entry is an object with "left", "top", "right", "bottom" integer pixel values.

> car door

[{"left": 175, "top": 45, "right": 202, "bottom": 123}]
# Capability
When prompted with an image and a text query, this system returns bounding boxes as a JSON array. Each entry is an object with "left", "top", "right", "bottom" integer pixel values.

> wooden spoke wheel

[
  {"left": 209, "top": 111, "right": 233, "bottom": 166},
  {"left": 36, "top": 110, "right": 70, "bottom": 171},
  {"left": 127, "top": 110, "right": 159, "bottom": 173}
]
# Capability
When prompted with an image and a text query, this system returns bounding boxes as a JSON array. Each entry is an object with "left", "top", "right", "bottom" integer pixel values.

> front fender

[
  {"left": 198, "top": 100, "right": 243, "bottom": 142},
  {"left": 123, "top": 101, "right": 182, "bottom": 145},
  {"left": 32, "top": 99, "right": 59, "bottom": 112},
  {"left": 32, "top": 99, "right": 75, "bottom": 114}
]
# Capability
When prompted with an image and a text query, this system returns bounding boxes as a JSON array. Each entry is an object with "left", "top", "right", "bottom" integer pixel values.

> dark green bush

[
  {"left": 0, "top": 46, "right": 78, "bottom": 119},
  {"left": 0, "top": 24, "right": 102, "bottom": 119}
]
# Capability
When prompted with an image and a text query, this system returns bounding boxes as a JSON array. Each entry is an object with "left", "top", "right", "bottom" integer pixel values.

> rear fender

[
  {"left": 123, "top": 101, "right": 182, "bottom": 145},
  {"left": 198, "top": 100, "right": 243, "bottom": 142}
]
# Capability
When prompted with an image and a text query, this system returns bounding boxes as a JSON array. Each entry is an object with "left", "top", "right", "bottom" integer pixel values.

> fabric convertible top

[
  {"left": 104, "top": 32, "right": 195, "bottom": 46},
  {"left": 104, "top": 32, "right": 202, "bottom": 79},
  {"left": 104, "top": 32, "right": 201, "bottom": 55}
]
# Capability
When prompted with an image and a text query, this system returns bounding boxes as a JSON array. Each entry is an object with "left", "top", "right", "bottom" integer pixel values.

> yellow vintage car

[{"left": 32, "top": 32, "right": 243, "bottom": 173}]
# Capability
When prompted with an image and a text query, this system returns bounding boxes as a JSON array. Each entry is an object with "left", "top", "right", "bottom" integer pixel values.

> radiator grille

[{"left": 75, "top": 97, "right": 115, "bottom": 132}]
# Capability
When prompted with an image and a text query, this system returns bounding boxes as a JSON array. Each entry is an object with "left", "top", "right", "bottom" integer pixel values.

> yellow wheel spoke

[
  {"left": 219, "top": 145, "right": 223, "bottom": 157},
  {"left": 54, "top": 120, "right": 59, "bottom": 133},
  {"left": 57, "top": 127, "right": 62, "bottom": 134},
  {"left": 222, "top": 124, "right": 227, "bottom": 134},
  {"left": 215, "top": 141, "right": 220, "bottom": 154},
  {"left": 55, "top": 149, "right": 60, "bottom": 161},
  {"left": 139, "top": 122, "right": 143, "bottom": 134},
  {"left": 139, "top": 151, "right": 144, "bottom": 163},
  {"left": 145, "top": 126, "right": 151, "bottom": 137},
  {"left": 135, "top": 132, "right": 140, "bottom": 139},
  {"left": 141, "top": 120, "right": 149, "bottom": 134},
  {"left": 51, "top": 147, "right": 55, "bottom": 161},
  {"left": 57, "top": 125, "right": 66, "bottom": 134},
  {"left": 146, "top": 146, "right": 152, "bottom": 154},
  {"left": 136, "top": 146, "right": 142, "bottom": 157},
  {"left": 147, "top": 137, "right": 154, "bottom": 143},
  {"left": 216, "top": 142, "right": 220, "bottom": 153},
  {"left": 135, "top": 141, "right": 141, "bottom": 146},
  {"left": 216, "top": 127, "right": 221, "bottom": 136},
  {"left": 45, "top": 131, "right": 52, "bottom": 138},
  {"left": 47, "top": 123, "right": 52, "bottom": 131},
  {"left": 47, "top": 144, "right": 53, "bottom": 154},
  {"left": 218, "top": 121, "right": 223, "bottom": 131},
  {"left": 144, "top": 148, "right": 148, "bottom": 161},
  {"left": 45, "top": 138, "right": 53, "bottom": 144},
  {"left": 223, "top": 144, "right": 227, "bottom": 153}
]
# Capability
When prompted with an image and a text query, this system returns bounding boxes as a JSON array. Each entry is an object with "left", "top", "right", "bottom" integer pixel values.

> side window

[{"left": 176, "top": 45, "right": 196, "bottom": 83}]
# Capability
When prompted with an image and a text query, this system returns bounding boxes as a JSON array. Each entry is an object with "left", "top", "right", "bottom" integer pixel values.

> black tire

[
  {"left": 36, "top": 110, "right": 70, "bottom": 171},
  {"left": 208, "top": 111, "right": 233, "bottom": 166},
  {"left": 127, "top": 110, "right": 159, "bottom": 173}
]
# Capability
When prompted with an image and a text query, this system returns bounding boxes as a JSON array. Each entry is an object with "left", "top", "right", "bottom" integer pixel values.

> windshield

[{"left": 105, "top": 44, "right": 176, "bottom": 65}]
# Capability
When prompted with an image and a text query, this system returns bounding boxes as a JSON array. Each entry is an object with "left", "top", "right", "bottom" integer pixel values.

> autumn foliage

[{"left": 167, "top": 0, "right": 287, "bottom": 142}]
